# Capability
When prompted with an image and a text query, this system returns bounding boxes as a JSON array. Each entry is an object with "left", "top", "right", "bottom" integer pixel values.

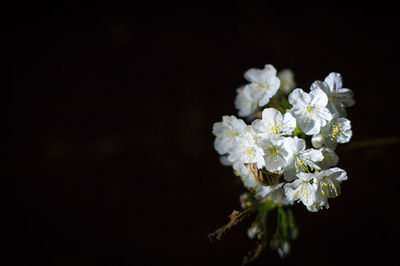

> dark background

[{"left": 10, "top": 3, "right": 400, "bottom": 266}]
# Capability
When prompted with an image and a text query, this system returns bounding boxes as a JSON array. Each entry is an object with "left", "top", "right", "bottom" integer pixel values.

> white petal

[
  {"left": 316, "top": 106, "right": 333, "bottom": 123},
  {"left": 293, "top": 136, "right": 306, "bottom": 152},
  {"left": 300, "top": 183, "right": 317, "bottom": 206},
  {"left": 284, "top": 179, "right": 302, "bottom": 201},
  {"left": 298, "top": 117, "right": 320, "bottom": 135},
  {"left": 228, "top": 150, "right": 241, "bottom": 162},
  {"left": 255, "top": 153, "right": 266, "bottom": 169},
  {"left": 221, "top": 115, "right": 247, "bottom": 129},
  {"left": 235, "top": 86, "right": 258, "bottom": 117},
  {"left": 214, "top": 138, "right": 227, "bottom": 155},
  {"left": 288, "top": 88, "right": 310, "bottom": 106},
  {"left": 258, "top": 95, "right": 270, "bottom": 107},
  {"left": 283, "top": 164, "right": 297, "bottom": 182},
  {"left": 318, "top": 147, "right": 339, "bottom": 169},
  {"left": 264, "top": 156, "right": 285, "bottom": 172},
  {"left": 284, "top": 136, "right": 305, "bottom": 157},
  {"left": 310, "top": 80, "right": 331, "bottom": 94},
  {"left": 262, "top": 107, "right": 283, "bottom": 124},
  {"left": 231, "top": 116, "right": 247, "bottom": 130},
  {"left": 258, "top": 85, "right": 278, "bottom": 106},
  {"left": 336, "top": 88, "right": 355, "bottom": 107},
  {"left": 212, "top": 121, "right": 226, "bottom": 136},
  {"left": 311, "top": 134, "right": 325, "bottom": 148},
  {"left": 268, "top": 76, "right": 281, "bottom": 91},
  {"left": 324, "top": 167, "right": 347, "bottom": 182},
  {"left": 301, "top": 148, "right": 324, "bottom": 163},
  {"left": 263, "top": 64, "right": 277, "bottom": 77},
  {"left": 310, "top": 88, "right": 328, "bottom": 107},
  {"left": 219, "top": 156, "right": 232, "bottom": 166},
  {"left": 232, "top": 161, "right": 250, "bottom": 177},
  {"left": 251, "top": 118, "right": 265, "bottom": 133},
  {"left": 281, "top": 112, "right": 296, "bottom": 135},
  {"left": 244, "top": 68, "right": 262, "bottom": 83},
  {"left": 324, "top": 72, "right": 343, "bottom": 91},
  {"left": 296, "top": 172, "right": 315, "bottom": 182},
  {"left": 257, "top": 108, "right": 285, "bottom": 135}
]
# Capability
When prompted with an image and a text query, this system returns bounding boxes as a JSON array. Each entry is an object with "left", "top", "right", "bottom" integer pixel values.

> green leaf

[{"left": 280, "top": 95, "right": 292, "bottom": 111}]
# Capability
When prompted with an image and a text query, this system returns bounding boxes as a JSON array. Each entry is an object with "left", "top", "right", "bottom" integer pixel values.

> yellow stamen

[
  {"left": 306, "top": 105, "right": 315, "bottom": 113},
  {"left": 329, "top": 123, "right": 343, "bottom": 141}
]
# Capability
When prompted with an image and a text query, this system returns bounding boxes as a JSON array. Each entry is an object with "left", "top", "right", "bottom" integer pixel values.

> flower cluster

[{"left": 211, "top": 64, "right": 355, "bottom": 260}]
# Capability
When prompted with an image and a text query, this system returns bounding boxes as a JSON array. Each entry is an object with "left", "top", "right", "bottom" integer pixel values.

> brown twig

[{"left": 208, "top": 205, "right": 260, "bottom": 241}]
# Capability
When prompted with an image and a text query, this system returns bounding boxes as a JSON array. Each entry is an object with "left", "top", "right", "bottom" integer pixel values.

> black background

[{"left": 10, "top": 3, "right": 400, "bottom": 266}]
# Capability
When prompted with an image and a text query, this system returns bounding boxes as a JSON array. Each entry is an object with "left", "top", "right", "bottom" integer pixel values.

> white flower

[
  {"left": 312, "top": 167, "right": 348, "bottom": 210},
  {"left": 321, "top": 116, "right": 352, "bottom": 147},
  {"left": 257, "top": 137, "right": 290, "bottom": 172},
  {"left": 310, "top": 72, "right": 355, "bottom": 117},
  {"left": 244, "top": 64, "right": 281, "bottom": 107},
  {"left": 228, "top": 135, "right": 265, "bottom": 169},
  {"left": 288, "top": 88, "right": 333, "bottom": 135},
  {"left": 256, "top": 183, "right": 293, "bottom": 205},
  {"left": 252, "top": 108, "right": 296, "bottom": 137},
  {"left": 317, "top": 147, "right": 339, "bottom": 170},
  {"left": 285, "top": 167, "right": 347, "bottom": 212},
  {"left": 283, "top": 137, "right": 323, "bottom": 182},
  {"left": 234, "top": 85, "right": 259, "bottom": 117},
  {"left": 278, "top": 68, "right": 296, "bottom": 94},
  {"left": 312, "top": 115, "right": 352, "bottom": 149},
  {"left": 212, "top": 115, "right": 246, "bottom": 155},
  {"left": 284, "top": 172, "right": 318, "bottom": 208}
]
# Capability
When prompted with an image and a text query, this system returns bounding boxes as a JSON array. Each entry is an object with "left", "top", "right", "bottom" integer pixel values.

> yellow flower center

[
  {"left": 256, "top": 83, "right": 269, "bottom": 92},
  {"left": 271, "top": 125, "right": 280, "bottom": 134},
  {"left": 268, "top": 146, "right": 279, "bottom": 162},
  {"left": 266, "top": 119, "right": 283, "bottom": 134},
  {"left": 296, "top": 157, "right": 308, "bottom": 172},
  {"left": 306, "top": 105, "right": 315, "bottom": 113},
  {"left": 245, "top": 147, "right": 254, "bottom": 156},
  {"left": 320, "top": 178, "right": 338, "bottom": 197},
  {"left": 329, "top": 123, "right": 343, "bottom": 141},
  {"left": 295, "top": 184, "right": 312, "bottom": 204}
]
